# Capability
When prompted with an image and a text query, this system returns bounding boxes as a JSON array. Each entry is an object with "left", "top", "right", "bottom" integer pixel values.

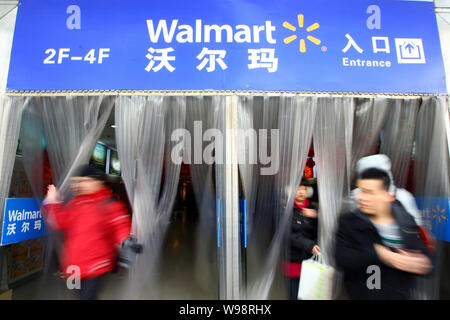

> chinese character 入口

[
  {"left": 248, "top": 48, "right": 278, "bottom": 72},
  {"left": 196, "top": 48, "right": 228, "bottom": 72},
  {"left": 6, "top": 223, "right": 16, "bottom": 236},
  {"left": 372, "top": 37, "right": 390, "bottom": 54},
  {"left": 21, "top": 222, "right": 30, "bottom": 233},
  {"left": 342, "top": 34, "right": 364, "bottom": 54},
  {"left": 145, "top": 47, "right": 176, "bottom": 72}
]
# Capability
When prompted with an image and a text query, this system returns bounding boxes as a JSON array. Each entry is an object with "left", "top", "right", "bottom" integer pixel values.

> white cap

[{"left": 356, "top": 154, "right": 396, "bottom": 195}]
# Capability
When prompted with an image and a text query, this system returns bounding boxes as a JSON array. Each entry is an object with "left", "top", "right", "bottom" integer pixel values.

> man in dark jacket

[
  {"left": 335, "top": 165, "right": 432, "bottom": 299},
  {"left": 283, "top": 180, "right": 320, "bottom": 300}
]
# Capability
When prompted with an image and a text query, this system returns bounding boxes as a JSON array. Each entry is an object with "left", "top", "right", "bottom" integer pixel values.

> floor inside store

[
  {"left": 10, "top": 203, "right": 287, "bottom": 300},
  {"left": 11, "top": 207, "right": 212, "bottom": 299}
]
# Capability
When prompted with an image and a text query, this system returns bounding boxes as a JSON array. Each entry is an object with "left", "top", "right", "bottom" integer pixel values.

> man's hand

[
  {"left": 374, "top": 244, "right": 431, "bottom": 275},
  {"left": 44, "top": 184, "right": 61, "bottom": 204},
  {"left": 302, "top": 208, "right": 318, "bottom": 218}
]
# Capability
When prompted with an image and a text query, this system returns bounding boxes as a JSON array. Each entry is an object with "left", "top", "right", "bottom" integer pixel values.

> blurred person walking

[
  {"left": 43, "top": 164, "right": 139, "bottom": 300},
  {"left": 334, "top": 155, "right": 432, "bottom": 299}
]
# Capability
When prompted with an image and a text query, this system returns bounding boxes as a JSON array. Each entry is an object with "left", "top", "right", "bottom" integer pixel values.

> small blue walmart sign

[
  {"left": 416, "top": 197, "right": 450, "bottom": 242},
  {"left": 1, "top": 198, "right": 48, "bottom": 246}
]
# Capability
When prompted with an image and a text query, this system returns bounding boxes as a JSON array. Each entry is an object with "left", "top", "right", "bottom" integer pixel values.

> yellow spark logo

[
  {"left": 283, "top": 14, "right": 321, "bottom": 53},
  {"left": 432, "top": 204, "right": 447, "bottom": 223}
]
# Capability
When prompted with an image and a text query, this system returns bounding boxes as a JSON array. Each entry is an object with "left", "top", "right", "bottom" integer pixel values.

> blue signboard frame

[
  {"left": 1, "top": 198, "right": 48, "bottom": 246},
  {"left": 6, "top": 0, "right": 447, "bottom": 93}
]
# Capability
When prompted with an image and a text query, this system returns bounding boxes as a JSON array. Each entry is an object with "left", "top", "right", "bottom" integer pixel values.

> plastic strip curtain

[
  {"left": 350, "top": 97, "right": 390, "bottom": 182},
  {"left": 0, "top": 95, "right": 24, "bottom": 291},
  {"left": 246, "top": 95, "right": 280, "bottom": 299},
  {"left": 40, "top": 96, "right": 115, "bottom": 198},
  {"left": 348, "top": 96, "right": 447, "bottom": 299},
  {"left": 216, "top": 96, "right": 242, "bottom": 299},
  {"left": 237, "top": 96, "right": 259, "bottom": 243},
  {"left": 237, "top": 96, "right": 263, "bottom": 298},
  {"left": 18, "top": 95, "right": 114, "bottom": 299},
  {"left": 185, "top": 96, "right": 220, "bottom": 295},
  {"left": 313, "top": 97, "right": 354, "bottom": 272},
  {"left": 18, "top": 97, "right": 51, "bottom": 283},
  {"left": 242, "top": 96, "right": 279, "bottom": 297},
  {"left": 115, "top": 96, "right": 185, "bottom": 299},
  {"left": 351, "top": 97, "right": 422, "bottom": 189},
  {"left": 19, "top": 97, "right": 45, "bottom": 200},
  {"left": 379, "top": 98, "right": 421, "bottom": 189},
  {"left": 242, "top": 95, "right": 430, "bottom": 300},
  {"left": 18, "top": 96, "right": 57, "bottom": 297},
  {"left": 413, "top": 96, "right": 450, "bottom": 300},
  {"left": 19, "top": 95, "right": 115, "bottom": 201},
  {"left": 446, "top": 97, "right": 450, "bottom": 160},
  {"left": 251, "top": 96, "right": 279, "bottom": 244},
  {"left": 0, "top": 95, "right": 24, "bottom": 228},
  {"left": 312, "top": 97, "right": 355, "bottom": 300},
  {"left": 247, "top": 96, "right": 317, "bottom": 300}
]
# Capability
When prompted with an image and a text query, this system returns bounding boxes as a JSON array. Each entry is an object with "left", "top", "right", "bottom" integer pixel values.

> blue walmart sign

[
  {"left": 6, "top": 0, "right": 447, "bottom": 93},
  {"left": 1, "top": 198, "right": 48, "bottom": 246},
  {"left": 416, "top": 197, "right": 450, "bottom": 242}
]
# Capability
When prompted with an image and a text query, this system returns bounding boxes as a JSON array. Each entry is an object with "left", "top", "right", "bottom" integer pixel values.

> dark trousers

[
  {"left": 79, "top": 275, "right": 104, "bottom": 300},
  {"left": 285, "top": 276, "right": 300, "bottom": 300}
]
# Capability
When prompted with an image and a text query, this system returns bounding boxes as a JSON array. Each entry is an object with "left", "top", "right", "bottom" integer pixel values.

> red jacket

[{"left": 44, "top": 187, "right": 131, "bottom": 280}]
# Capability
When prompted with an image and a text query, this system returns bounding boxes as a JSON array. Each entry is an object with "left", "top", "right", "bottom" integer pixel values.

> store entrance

[
  {"left": 2, "top": 94, "right": 449, "bottom": 300},
  {"left": 80, "top": 104, "right": 220, "bottom": 299},
  {"left": 6, "top": 101, "right": 220, "bottom": 299}
]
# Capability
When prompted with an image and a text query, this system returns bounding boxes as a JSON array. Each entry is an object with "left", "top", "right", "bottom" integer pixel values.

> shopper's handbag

[{"left": 297, "top": 254, "right": 335, "bottom": 300}]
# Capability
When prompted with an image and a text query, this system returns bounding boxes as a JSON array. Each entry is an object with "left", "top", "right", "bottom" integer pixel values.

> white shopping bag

[{"left": 297, "top": 254, "right": 335, "bottom": 300}]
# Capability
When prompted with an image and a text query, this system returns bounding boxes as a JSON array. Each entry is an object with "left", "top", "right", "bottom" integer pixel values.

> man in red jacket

[{"left": 43, "top": 164, "right": 134, "bottom": 300}]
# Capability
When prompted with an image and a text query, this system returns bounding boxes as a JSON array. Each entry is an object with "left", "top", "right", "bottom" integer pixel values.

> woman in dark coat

[{"left": 283, "top": 180, "right": 321, "bottom": 300}]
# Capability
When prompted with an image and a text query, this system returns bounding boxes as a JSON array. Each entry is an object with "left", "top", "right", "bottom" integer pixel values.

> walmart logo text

[{"left": 147, "top": 19, "right": 277, "bottom": 44}]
